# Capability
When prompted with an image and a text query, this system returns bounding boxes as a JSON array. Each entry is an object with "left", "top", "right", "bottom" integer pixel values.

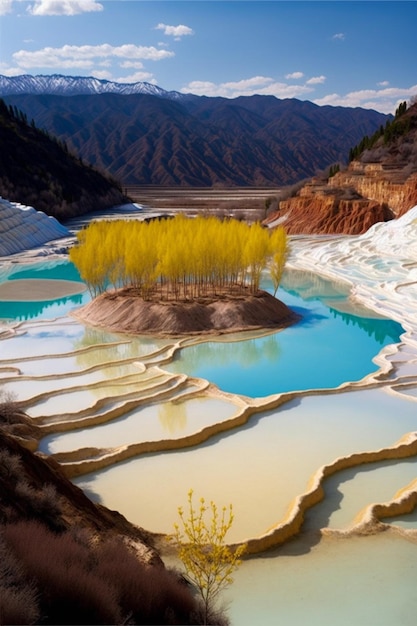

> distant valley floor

[{"left": 124, "top": 186, "right": 282, "bottom": 217}]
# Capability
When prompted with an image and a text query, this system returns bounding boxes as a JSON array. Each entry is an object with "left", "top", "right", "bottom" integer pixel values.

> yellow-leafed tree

[
  {"left": 270, "top": 226, "right": 289, "bottom": 296},
  {"left": 69, "top": 216, "right": 288, "bottom": 301}
]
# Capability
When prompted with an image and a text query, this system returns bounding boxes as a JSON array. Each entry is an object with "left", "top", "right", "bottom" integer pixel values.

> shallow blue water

[
  {"left": 166, "top": 272, "right": 403, "bottom": 397},
  {"left": 0, "top": 260, "right": 90, "bottom": 321},
  {"left": 0, "top": 261, "right": 403, "bottom": 396}
]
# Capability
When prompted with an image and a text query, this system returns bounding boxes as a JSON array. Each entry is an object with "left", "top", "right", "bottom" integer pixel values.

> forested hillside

[{"left": 0, "top": 99, "right": 127, "bottom": 220}]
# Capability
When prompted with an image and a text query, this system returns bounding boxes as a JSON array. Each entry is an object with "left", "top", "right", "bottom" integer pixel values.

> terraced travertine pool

[{"left": 1, "top": 208, "right": 417, "bottom": 625}]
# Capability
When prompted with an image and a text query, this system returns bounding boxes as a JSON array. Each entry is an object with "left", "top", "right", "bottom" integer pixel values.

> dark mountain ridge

[
  {"left": 0, "top": 98, "right": 127, "bottom": 219},
  {"left": 1, "top": 74, "right": 390, "bottom": 188}
]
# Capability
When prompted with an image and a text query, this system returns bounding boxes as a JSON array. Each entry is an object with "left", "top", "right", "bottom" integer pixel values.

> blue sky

[{"left": 0, "top": 1, "right": 416, "bottom": 113}]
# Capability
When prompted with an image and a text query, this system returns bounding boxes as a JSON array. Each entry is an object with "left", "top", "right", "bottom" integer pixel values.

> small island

[{"left": 70, "top": 215, "right": 298, "bottom": 335}]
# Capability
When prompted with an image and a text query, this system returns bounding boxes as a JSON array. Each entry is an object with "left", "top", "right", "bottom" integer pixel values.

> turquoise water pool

[
  {"left": 1, "top": 256, "right": 413, "bottom": 626},
  {"left": 166, "top": 273, "right": 403, "bottom": 397},
  {"left": 0, "top": 260, "right": 90, "bottom": 321},
  {"left": 0, "top": 261, "right": 403, "bottom": 397}
]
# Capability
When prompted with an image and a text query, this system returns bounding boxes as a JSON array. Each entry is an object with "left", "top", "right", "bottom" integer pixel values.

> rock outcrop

[
  {"left": 329, "top": 162, "right": 417, "bottom": 218},
  {"left": 265, "top": 102, "right": 417, "bottom": 235},
  {"left": 266, "top": 166, "right": 417, "bottom": 236}
]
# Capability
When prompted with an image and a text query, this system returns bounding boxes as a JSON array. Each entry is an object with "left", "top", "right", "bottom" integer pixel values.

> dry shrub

[
  {"left": 2, "top": 521, "right": 200, "bottom": 625},
  {"left": 3, "top": 521, "right": 122, "bottom": 624},
  {"left": 94, "top": 536, "right": 196, "bottom": 624},
  {"left": 40, "top": 565, "right": 122, "bottom": 625},
  {"left": 0, "top": 390, "right": 19, "bottom": 425},
  {"left": 0, "top": 532, "right": 40, "bottom": 625},
  {"left": 13, "top": 480, "right": 63, "bottom": 530},
  {"left": 0, "top": 449, "right": 23, "bottom": 482},
  {"left": 0, "top": 585, "right": 40, "bottom": 625}
]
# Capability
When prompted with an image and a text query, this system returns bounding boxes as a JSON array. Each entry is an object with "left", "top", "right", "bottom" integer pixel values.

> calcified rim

[
  {"left": 1, "top": 207, "right": 417, "bottom": 555},
  {"left": 2, "top": 315, "right": 416, "bottom": 554}
]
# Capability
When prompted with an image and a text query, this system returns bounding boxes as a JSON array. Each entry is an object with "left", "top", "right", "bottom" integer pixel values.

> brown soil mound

[{"left": 73, "top": 288, "right": 299, "bottom": 336}]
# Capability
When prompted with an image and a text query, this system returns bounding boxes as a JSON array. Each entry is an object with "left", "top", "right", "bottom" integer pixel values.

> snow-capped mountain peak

[{"left": 0, "top": 74, "right": 185, "bottom": 99}]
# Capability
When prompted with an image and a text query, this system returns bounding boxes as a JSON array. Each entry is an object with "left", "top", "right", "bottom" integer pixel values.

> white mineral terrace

[
  {"left": 0, "top": 196, "right": 70, "bottom": 256},
  {"left": 0, "top": 205, "right": 417, "bottom": 556}
]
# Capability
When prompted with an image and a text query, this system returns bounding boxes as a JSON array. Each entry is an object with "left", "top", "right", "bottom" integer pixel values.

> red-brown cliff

[{"left": 265, "top": 101, "right": 417, "bottom": 235}]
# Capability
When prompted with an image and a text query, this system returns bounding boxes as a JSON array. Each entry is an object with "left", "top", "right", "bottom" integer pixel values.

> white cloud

[
  {"left": 180, "top": 74, "right": 417, "bottom": 113},
  {"left": 222, "top": 76, "right": 274, "bottom": 90},
  {"left": 313, "top": 84, "right": 417, "bottom": 114},
  {"left": 0, "top": 0, "right": 13, "bottom": 15},
  {"left": 27, "top": 0, "right": 103, "bottom": 16},
  {"left": 120, "top": 61, "right": 144, "bottom": 70},
  {"left": 306, "top": 75, "right": 326, "bottom": 85},
  {"left": 113, "top": 72, "right": 155, "bottom": 84},
  {"left": 155, "top": 23, "right": 194, "bottom": 41},
  {"left": 0, "top": 63, "right": 24, "bottom": 76},
  {"left": 377, "top": 80, "right": 390, "bottom": 87},
  {"left": 285, "top": 71, "right": 304, "bottom": 80},
  {"left": 182, "top": 76, "right": 312, "bottom": 99},
  {"left": 332, "top": 33, "right": 345, "bottom": 41},
  {"left": 12, "top": 43, "right": 174, "bottom": 69},
  {"left": 89, "top": 69, "right": 111, "bottom": 80}
]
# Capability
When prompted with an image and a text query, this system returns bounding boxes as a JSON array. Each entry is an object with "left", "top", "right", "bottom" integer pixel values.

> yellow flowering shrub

[{"left": 172, "top": 489, "right": 246, "bottom": 625}]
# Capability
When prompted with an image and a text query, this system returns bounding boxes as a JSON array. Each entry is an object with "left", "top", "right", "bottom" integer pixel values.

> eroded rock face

[
  {"left": 265, "top": 103, "right": 417, "bottom": 235},
  {"left": 266, "top": 165, "right": 417, "bottom": 235},
  {"left": 329, "top": 164, "right": 417, "bottom": 218}
]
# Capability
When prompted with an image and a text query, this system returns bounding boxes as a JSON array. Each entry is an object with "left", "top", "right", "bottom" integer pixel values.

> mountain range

[
  {"left": 0, "top": 73, "right": 183, "bottom": 99},
  {"left": 1, "top": 74, "right": 391, "bottom": 187}
]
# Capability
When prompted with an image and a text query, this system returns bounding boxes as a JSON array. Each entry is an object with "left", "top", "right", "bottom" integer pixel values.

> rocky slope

[
  {"left": 0, "top": 428, "right": 156, "bottom": 550},
  {"left": 265, "top": 102, "right": 417, "bottom": 234}
]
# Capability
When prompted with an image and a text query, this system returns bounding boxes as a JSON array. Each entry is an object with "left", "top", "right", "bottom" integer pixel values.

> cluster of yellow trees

[{"left": 69, "top": 215, "right": 288, "bottom": 300}]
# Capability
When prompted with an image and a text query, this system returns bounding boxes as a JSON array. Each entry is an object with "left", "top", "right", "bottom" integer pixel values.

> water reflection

[
  {"left": 2, "top": 252, "right": 416, "bottom": 625},
  {"left": 166, "top": 290, "right": 403, "bottom": 397},
  {"left": 280, "top": 267, "right": 350, "bottom": 301},
  {"left": 171, "top": 332, "right": 282, "bottom": 371},
  {"left": 40, "top": 396, "right": 236, "bottom": 453},
  {"left": 73, "top": 326, "right": 167, "bottom": 359},
  {"left": 0, "top": 259, "right": 89, "bottom": 322},
  {"left": 158, "top": 401, "right": 187, "bottom": 433},
  {"left": 0, "top": 292, "right": 85, "bottom": 322},
  {"left": 327, "top": 307, "right": 403, "bottom": 344},
  {"left": 7, "top": 262, "right": 82, "bottom": 283}
]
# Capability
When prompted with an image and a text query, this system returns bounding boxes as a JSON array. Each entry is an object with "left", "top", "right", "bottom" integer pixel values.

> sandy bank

[
  {"left": 72, "top": 288, "right": 299, "bottom": 336},
  {"left": 0, "top": 278, "right": 87, "bottom": 301}
]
